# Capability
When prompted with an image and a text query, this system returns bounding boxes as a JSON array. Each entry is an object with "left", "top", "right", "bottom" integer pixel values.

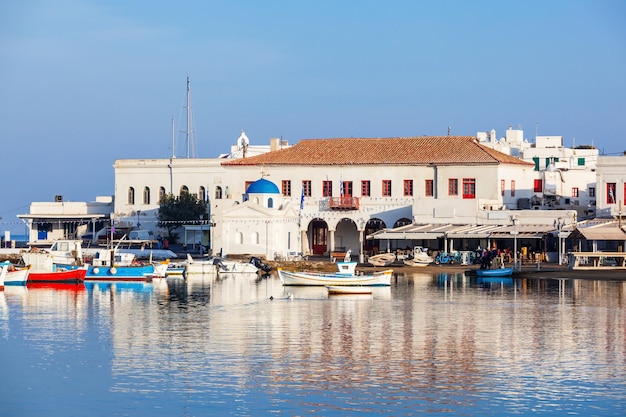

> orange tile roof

[{"left": 222, "top": 136, "right": 534, "bottom": 166}]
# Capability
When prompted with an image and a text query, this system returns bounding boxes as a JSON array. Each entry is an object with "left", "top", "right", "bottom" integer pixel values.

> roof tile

[{"left": 222, "top": 136, "right": 533, "bottom": 166}]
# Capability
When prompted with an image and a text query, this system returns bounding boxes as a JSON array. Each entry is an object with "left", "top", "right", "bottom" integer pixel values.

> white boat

[
  {"left": 3, "top": 264, "right": 30, "bottom": 285},
  {"left": 326, "top": 285, "right": 373, "bottom": 295},
  {"left": 279, "top": 262, "right": 392, "bottom": 286},
  {"left": 184, "top": 254, "right": 218, "bottom": 275},
  {"left": 185, "top": 254, "right": 260, "bottom": 275},
  {"left": 367, "top": 252, "right": 396, "bottom": 266},
  {"left": 403, "top": 246, "right": 434, "bottom": 267}
]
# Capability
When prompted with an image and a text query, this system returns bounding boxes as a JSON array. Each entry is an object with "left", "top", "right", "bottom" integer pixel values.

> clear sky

[{"left": 1, "top": 0, "right": 625, "bottom": 233}]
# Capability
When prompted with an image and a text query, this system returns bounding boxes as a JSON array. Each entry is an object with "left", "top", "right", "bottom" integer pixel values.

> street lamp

[
  {"left": 511, "top": 216, "right": 519, "bottom": 271},
  {"left": 556, "top": 217, "right": 563, "bottom": 265},
  {"left": 358, "top": 218, "right": 366, "bottom": 263}
]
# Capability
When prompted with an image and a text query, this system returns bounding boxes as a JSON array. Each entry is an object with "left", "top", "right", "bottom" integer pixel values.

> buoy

[
  {"left": 110, "top": 267, "right": 117, "bottom": 275},
  {"left": 92, "top": 267, "right": 100, "bottom": 275}
]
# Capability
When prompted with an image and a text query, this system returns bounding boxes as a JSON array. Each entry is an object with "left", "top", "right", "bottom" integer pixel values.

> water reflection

[{"left": 1, "top": 272, "right": 624, "bottom": 416}]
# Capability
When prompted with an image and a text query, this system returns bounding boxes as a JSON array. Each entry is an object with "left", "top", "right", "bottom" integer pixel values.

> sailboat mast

[
  {"left": 171, "top": 117, "right": 175, "bottom": 159},
  {"left": 185, "top": 76, "right": 195, "bottom": 158}
]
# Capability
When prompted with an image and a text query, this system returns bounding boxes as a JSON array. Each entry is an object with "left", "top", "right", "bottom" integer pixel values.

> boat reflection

[
  {"left": 26, "top": 282, "right": 86, "bottom": 292},
  {"left": 84, "top": 281, "right": 154, "bottom": 293},
  {"left": 476, "top": 276, "right": 514, "bottom": 287}
]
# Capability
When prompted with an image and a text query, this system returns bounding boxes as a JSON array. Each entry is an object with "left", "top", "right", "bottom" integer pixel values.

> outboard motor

[
  {"left": 250, "top": 256, "right": 272, "bottom": 273},
  {"left": 212, "top": 258, "right": 228, "bottom": 271}
]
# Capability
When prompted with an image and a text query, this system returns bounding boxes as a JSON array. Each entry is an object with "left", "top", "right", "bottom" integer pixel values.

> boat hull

[
  {"left": 475, "top": 267, "right": 514, "bottom": 277},
  {"left": 326, "top": 285, "right": 373, "bottom": 295},
  {"left": 5, "top": 267, "right": 30, "bottom": 285},
  {"left": 28, "top": 268, "right": 86, "bottom": 283},
  {"left": 85, "top": 264, "right": 156, "bottom": 281},
  {"left": 279, "top": 268, "right": 392, "bottom": 286},
  {"left": 403, "top": 259, "right": 432, "bottom": 267}
]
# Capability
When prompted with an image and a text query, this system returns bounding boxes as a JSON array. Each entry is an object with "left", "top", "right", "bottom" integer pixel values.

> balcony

[{"left": 328, "top": 196, "right": 360, "bottom": 210}]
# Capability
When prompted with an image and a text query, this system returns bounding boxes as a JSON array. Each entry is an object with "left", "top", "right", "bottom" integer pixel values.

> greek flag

[
  {"left": 339, "top": 173, "right": 343, "bottom": 197},
  {"left": 300, "top": 186, "right": 305, "bottom": 210}
]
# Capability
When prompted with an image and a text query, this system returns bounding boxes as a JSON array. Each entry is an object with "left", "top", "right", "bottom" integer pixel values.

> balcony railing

[{"left": 328, "top": 196, "right": 360, "bottom": 210}]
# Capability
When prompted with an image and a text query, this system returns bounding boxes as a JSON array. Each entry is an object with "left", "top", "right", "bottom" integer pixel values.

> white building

[
  {"left": 478, "top": 126, "right": 598, "bottom": 217},
  {"left": 595, "top": 155, "right": 626, "bottom": 218},
  {"left": 17, "top": 196, "right": 113, "bottom": 243},
  {"left": 18, "top": 132, "right": 585, "bottom": 262}
]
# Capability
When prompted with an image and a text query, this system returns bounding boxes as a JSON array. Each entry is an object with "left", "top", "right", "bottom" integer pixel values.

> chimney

[{"left": 270, "top": 138, "right": 280, "bottom": 151}]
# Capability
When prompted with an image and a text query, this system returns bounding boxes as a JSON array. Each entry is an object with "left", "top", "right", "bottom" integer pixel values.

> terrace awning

[
  {"left": 572, "top": 227, "right": 626, "bottom": 241},
  {"left": 366, "top": 223, "right": 453, "bottom": 240},
  {"left": 489, "top": 224, "right": 555, "bottom": 239},
  {"left": 445, "top": 224, "right": 503, "bottom": 238}
]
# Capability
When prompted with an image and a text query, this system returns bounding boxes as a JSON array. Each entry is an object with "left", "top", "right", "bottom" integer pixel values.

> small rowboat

[
  {"left": 326, "top": 286, "right": 373, "bottom": 295},
  {"left": 475, "top": 267, "right": 513, "bottom": 277}
]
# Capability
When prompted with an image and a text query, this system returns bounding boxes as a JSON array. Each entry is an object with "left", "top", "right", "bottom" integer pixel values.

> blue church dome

[{"left": 246, "top": 178, "right": 280, "bottom": 194}]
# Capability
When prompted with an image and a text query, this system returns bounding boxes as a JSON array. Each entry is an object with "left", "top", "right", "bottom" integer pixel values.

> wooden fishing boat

[
  {"left": 3, "top": 264, "right": 31, "bottom": 285},
  {"left": 28, "top": 268, "right": 86, "bottom": 284},
  {"left": 279, "top": 262, "right": 392, "bottom": 286},
  {"left": 326, "top": 285, "right": 373, "bottom": 295}
]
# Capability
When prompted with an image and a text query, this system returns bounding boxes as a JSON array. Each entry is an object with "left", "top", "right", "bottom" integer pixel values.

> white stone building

[
  {"left": 595, "top": 155, "right": 626, "bottom": 218},
  {"left": 478, "top": 126, "right": 598, "bottom": 216}
]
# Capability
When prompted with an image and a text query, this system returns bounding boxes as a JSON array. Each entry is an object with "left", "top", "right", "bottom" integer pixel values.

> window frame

[
  {"left": 462, "top": 178, "right": 476, "bottom": 199},
  {"left": 361, "top": 180, "right": 370, "bottom": 197},
  {"left": 448, "top": 178, "right": 458, "bottom": 196},
  {"left": 425, "top": 179, "right": 434, "bottom": 197},
  {"left": 322, "top": 180, "right": 333, "bottom": 197},
  {"left": 382, "top": 180, "right": 392, "bottom": 197},
  {"left": 403, "top": 179, "right": 413, "bottom": 197}
]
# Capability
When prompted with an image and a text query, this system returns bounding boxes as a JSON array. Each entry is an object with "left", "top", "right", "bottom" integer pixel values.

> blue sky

[{"left": 1, "top": 0, "right": 625, "bottom": 233}]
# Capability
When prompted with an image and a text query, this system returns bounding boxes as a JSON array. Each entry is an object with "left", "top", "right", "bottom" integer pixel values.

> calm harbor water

[{"left": 0, "top": 272, "right": 624, "bottom": 417}]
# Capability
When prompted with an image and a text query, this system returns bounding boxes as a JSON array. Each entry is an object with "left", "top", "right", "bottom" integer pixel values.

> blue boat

[{"left": 475, "top": 267, "right": 514, "bottom": 277}]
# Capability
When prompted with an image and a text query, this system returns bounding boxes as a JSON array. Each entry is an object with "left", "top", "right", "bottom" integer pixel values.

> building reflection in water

[{"left": 2, "top": 272, "right": 624, "bottom": 413}]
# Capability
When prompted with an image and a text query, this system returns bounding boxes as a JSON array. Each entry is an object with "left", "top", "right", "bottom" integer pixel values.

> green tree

[{"left": 157, "top": 192, "right": 208, "bottom": 242}]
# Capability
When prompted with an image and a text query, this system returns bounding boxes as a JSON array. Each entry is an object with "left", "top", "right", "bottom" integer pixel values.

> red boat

[{"left": 27, "top": 268, "right": 86, "bottom": 284}]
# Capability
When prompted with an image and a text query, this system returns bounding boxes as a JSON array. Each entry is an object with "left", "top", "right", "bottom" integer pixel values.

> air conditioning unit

[{"left": 55, "top": 195, "right": 63, "bottom": 202}]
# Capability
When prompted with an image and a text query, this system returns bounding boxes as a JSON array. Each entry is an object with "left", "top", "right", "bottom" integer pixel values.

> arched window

[
  {"left": 199, "top": 186, "right": 207, "bottom": 202},
  {"left": 128, "top": 187, "right": 135, "bottom": 204},
  {"left": 268, "top": 198, "right": 274, "bottom": 208},
  {"left": 143, "top": 187, "right": 150, "bottom": 205},
  {"left": 252, "top": 232, "right": 259, "bottom": 244},
  {"left": 159, "top": 187, "right": 166, "bottom": 202},
  {"left": 236, "top": 231, "right": 243, "bottom": 244},
  {"left": 215, "top": 186, "right": 223, "bottom": 200},
  {"left": 180, "top": 185, "right": 189, "bottom": 195}
]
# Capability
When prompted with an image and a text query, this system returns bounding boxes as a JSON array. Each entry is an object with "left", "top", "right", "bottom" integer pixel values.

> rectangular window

[
  {"left": 577, "top": 157, "right": 585, "bottom": 166},
  {"left": 302, "top": 180, "right": 311, "bottom": 197},
  {"left": 448, "top": 178, "right": 458, "bottom": 196},
  {"left": 462, "top": 178, "right": 476, "bottom": 199},
  {"left": 501, "top": 179, "right": 505, "bottom": 196},
  {"left": 322, "top": 180, "right": 333, "bottom": 197},
  {"left": 425, "top": 179, "right": 434, "bottom": 197},
  {"left": 589, "top": 187, "right": 595, "bottom": 198},
  {"left": 403, "top": 179, "right": 413, "bottom": 196},
  {"left": 361, "top": 180, "right": 370, "bottom": 197},
  {"left": 572, "top": 187, "right": 579, "bottom": 198},
  {"left": 281, "top": 180, "right": 291, "bottom": 196},
  {"left": 511, "top": 180, "right": 516, "bottom": 197},
  {"left": 342, "top": 181, "right": 353, "bottom": 196},
  {"left": 532, "top": 157, "right": 540, "bottom": 171},
  {"left": 607, "top": 183, "right": 616, "bottom": 204},
  {"left": 533, "top": 179, "right": 543, "bottom": 193},
  {"left": 382, "top": 180, "right": 392, "bottom": 197}
]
